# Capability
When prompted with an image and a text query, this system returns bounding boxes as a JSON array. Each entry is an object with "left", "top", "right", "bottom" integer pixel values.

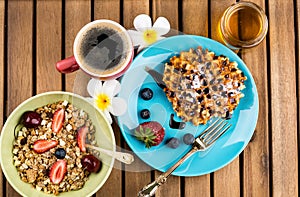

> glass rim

[{"left": 220, "top": 1, "right": 268, "bottom": 48}]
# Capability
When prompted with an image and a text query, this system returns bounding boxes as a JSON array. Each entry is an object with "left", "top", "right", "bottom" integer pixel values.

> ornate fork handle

[{"left": 138, "top": 146, "right": 198, "bottom": 197}]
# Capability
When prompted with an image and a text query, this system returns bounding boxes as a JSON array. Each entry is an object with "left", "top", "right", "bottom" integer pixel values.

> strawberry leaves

[{"left": 134, "top": 121, "right": 165, "bottom": 148}]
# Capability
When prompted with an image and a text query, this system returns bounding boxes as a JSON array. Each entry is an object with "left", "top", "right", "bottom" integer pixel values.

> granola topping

[{"left": 12, "top": 100, "right": 100, "bottom": 195}]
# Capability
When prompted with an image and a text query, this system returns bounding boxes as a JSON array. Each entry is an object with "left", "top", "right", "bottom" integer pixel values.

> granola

[{"left": 12, "top": 100, "right": 100, "bottom": 195}]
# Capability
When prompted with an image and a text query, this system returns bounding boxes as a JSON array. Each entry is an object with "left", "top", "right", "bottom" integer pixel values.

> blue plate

[{"left": 117, "top": 35, "right": 258, "bottom": 176}]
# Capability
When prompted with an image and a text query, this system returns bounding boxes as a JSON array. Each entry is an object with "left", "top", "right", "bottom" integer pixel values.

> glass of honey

[{"left": 219, "top": 1, "right": 268, "bottom": 50}]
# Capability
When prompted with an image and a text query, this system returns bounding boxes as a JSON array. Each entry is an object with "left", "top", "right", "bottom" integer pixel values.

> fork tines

[{"left": 200, "top": 118, "right": 231, "bottom": 146}]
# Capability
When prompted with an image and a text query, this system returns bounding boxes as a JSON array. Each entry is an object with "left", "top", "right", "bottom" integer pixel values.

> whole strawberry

[{"left": 134, "top": 121, "right": 165, "bottom": 148}]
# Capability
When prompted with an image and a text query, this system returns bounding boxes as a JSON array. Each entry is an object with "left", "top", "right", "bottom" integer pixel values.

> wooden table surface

[{"left": 0, "top": 0, "right": 298, "bottom": 196}]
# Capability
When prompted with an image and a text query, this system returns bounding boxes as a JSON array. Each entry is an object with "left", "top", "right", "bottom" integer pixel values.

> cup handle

[{"left": 56, "top": 56, "right": 80, "bottom": 73}]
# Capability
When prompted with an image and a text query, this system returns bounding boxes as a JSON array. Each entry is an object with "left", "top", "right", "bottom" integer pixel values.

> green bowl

[{"left": 0, "top": 91, "right": 116, "bottom": 197}]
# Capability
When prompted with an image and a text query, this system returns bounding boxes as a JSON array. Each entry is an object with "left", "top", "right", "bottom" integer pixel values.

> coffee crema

[{"left": 75, "top": 22, "right": 131, "bottom": 76}]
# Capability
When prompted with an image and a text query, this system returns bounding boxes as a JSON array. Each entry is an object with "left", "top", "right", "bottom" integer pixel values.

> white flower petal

[
  {"left": 152, "top": 17, "right": 170, "bottom": 36},
  {"left": 102, "top": 79, "right": 121, "bottom": 98},
  {"left": 110, "top": 97, "right": 127, "bottom": 116},
  {"left": 103, "top": 110, "right": 113, "bottom": 124},
  {"left": 127, "top": 30, "right": 145, "bottom": 47},
  {"left": 134, "top": 14, "right": 152, "bottom": 32},
  {"left": 112, "top": 81, "right": 121, "bottom": 96},
  {"left": 87, "top": 78, "right": 103, "bottom": 97}
]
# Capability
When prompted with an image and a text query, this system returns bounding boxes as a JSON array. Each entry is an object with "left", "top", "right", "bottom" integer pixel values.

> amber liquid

[
  {"left": 220, "top": 4, "right": 266, "bottom": 49},
  {"left": 228, "top": 7, "right": 262, "bottom": 41}
]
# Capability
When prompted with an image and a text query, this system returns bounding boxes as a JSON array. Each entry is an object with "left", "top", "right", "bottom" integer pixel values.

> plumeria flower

[
  {"left": 128, "top": 14, "right": 170, "bottom": 52},
  {"left": 87, "top": 78, "right": 127, "bottom": 124}
]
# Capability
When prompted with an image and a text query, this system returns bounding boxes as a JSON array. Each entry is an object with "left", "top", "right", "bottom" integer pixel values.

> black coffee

[{"left": 78, "top": 24, "right": 128, "bottom": 75}]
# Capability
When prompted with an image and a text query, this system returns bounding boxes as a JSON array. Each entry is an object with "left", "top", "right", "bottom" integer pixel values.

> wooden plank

[
  {"left": 184, "top": 176, "right": 210, "bottom": 197},
  {"left": 152, "top": 1, "right": 180, "bottom": 196},
  {"left": 268, "top": 0, "right": 298, "bottom": 196},
  {"left": 93, "top": 1, "right": 123, "bottom": 196},
  {"left": 0, "top": 0, "right": 4, "bottom": 196},
  {"left": 122, "top": 1, "right": 152, "bottom": 197},
  {"left": 213, "top": 162, "right": 240, "bottom": 196},
  {"left": 124, "top": 158, "right": 153, "bottom": 196},
  {"left": 296, "top": 0, "right": 300, "bottom": 179},
  {"left": 94, "top": 0, "right": 120, "bottom": 21},
  {"left": 241, "top": 1, "right": 270, "bottom": 196},
  {"left": 181, "top": 1, "right": 211, "bottom": 196},
  {"left": 152, "top": 0, "right": 178, "bottom": 29},
  {"left": 123, "top": 0, "right": 150, "bottom": 29},
  {"left": 182, "top": 0, "right": 208, "bottom": 36},
  {"left": 6, "top": 0, "right": 33, "bottom": 196},
  {"left": 64, "top": 0, "right": 90, "bottom": 94},
  {"left": 210, "top": 0, "right": 235, "bottom": 43},
  {"left": 36, "top": 0, "right": 62, "bottom": 93},
  {"left": 210, "top": 1, "right": 240, "bottom": 197}
]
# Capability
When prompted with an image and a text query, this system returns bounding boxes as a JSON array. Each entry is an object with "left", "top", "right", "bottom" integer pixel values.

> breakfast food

[
  {"left": 140, "top": 109, "right": 151, "bottom": 119},
  {"left": 140, "top": 88, "right": 153, "bottom": 100},
  {"left": 134, "top": 121, "right": 165, "bottom": 148},
  {"left": 166, "top": 137, "right": 180, "bottom": 149},
  {"left": 169, "top": 114, "right": 186, "bottom": 129},
  {"left": 12, "top": 100, "right": 101, "bottom": 195},
  {"left": 163, "top": 46, "right": 247, "bottom": 125},
  {"left": 183, "top": 133, "right": 195, "bottom": 145},
  {"left": 22, "top": 111, "right": 42, "bottom": 128}
]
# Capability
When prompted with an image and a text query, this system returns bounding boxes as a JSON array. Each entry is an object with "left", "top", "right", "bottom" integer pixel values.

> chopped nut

[
  {"left": 41, "top": 119, "right": 47, "bottom": 126},
  {"left": 18, "top": 131, "right": 23, "bottom": 137},
  {"left": 62, "top": 100, "right": 68, "bottom": 106},
  {"left": 13, "top": 148, "right": 19, "bottom": 155},
  {"left": 13, "top": 101, "right": 99, "bottom": 195},
  {"left": 36, "top": 185, "right": 42, "bottom": 191},
  {"left": 66, "top": 124, "right": 73, "bottom": 132},
  {"left": 14, "top": 160, "right": 21, "bottom": 166},
  {"left": 26, "top": 169, "right": 37, "bottom": 183},
  {"left": 59, "top": 139, "right": 66, "bottom": 146},
  {"left": 21, "top": 163, "right": 28, "bottom": 170},
  {"left": 79, "top": 109, "right": 85, "bottom": 117},
  {"left": 47, "top": 122, "right": 52, "bottom": 128}
]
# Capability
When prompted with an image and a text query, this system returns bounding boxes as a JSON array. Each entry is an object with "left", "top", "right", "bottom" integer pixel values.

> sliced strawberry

[
  {"left": 33, "top": 139, "right": 58, "bottom": 153},
  {"left": 49, "top": 160, "right": 67, "bottom": 184},
  {"left": 77, "top": 126, "right": 88, "bottom": 152},
  {"left": 52, "top": 108, "right": 65, "bottom": 133},
  {"left": 134, "top": 121, "right": 165, "bottom": 148}
]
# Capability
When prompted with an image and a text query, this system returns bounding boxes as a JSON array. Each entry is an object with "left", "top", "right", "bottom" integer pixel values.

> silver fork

[{"left": 137, "top": 118, "right": 231, "bottom": 197}]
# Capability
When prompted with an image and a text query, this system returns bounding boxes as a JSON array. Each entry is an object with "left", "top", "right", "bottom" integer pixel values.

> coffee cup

[{"left": 56, "top": 20, "right": 134, "bottom": 80}]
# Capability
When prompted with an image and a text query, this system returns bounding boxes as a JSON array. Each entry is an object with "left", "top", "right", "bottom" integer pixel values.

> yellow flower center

[
  {"left": 143, "top": 29, "right": 158, "bottom": 45},
  {"left": 95, "top": 93, "right": 111, "bottom": 110}
]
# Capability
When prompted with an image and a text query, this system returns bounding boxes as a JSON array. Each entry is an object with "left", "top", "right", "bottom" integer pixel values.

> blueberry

[
  {"left": 140, "top": 88, "right": 153, "bottom": 100},
  {"left": 140, "top": 109, "right": 150, "bottom": 119},
  {"left": 55, "top": 148, "right": 66, "bottom": 159},
  {"left": 167, "top": 137, "right": 180, "bottom": 149},
  {"left": 183, "top": 133, "right": 195, "bottom": 145}
]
